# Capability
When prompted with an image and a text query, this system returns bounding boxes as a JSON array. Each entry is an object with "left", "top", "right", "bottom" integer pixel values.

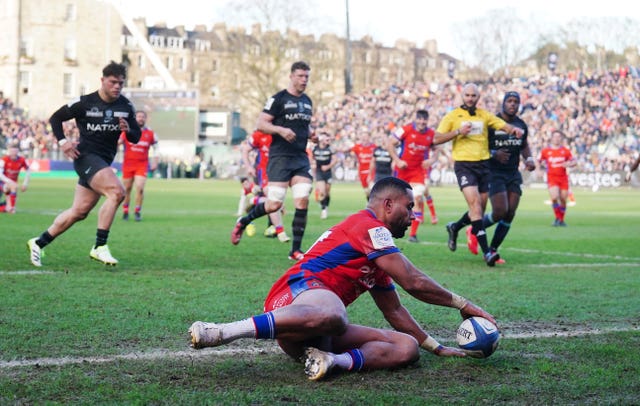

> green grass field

[{"left": 1, "top": 178, "right": 639, "bottom": 404}]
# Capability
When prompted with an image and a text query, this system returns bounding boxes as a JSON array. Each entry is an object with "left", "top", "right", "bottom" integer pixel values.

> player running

[
  {"left": 387, "top": 110, "right": 440, "bottom": 243},
  {"left": 120, "top": 110, "right": 157, "bottom": 222},
  {"left": 0, "top": 143, "right": 30, "bottom": 213},
  {"left": 538, "top": 130, "right": 576, "bottom": 226}
]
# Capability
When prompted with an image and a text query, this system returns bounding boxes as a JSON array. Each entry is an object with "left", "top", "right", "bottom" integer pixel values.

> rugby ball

[{"left": 456, "top": 316, "right": 500, "bottom": 358}]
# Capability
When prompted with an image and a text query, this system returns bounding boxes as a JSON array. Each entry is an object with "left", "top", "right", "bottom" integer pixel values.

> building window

[
  {"left": 165, "top": 56, "right": 173, "bottom": 70},
  {"left": 149, "top": 35, "right": 164, "bottom": 47},
  {"left": 65, "top": 4, "right": 76, "bottom": 21},
  {"left": 137, "top": 55, "right": 145, "bottom": 69},
  {"left": 167, "top": 37, "right": 183, "bottom": 49},
  {"left": 64, "top": 38, "right": 76, "bottom": 61},
  {"left": 19, "top": 71, "right": 31, "bottom": 94},
  {"left": 179, "top": 57, "right": 187, "bottom": 70},
  {"left": 63, "top": 73, "right": 74, "bottom": 96},
  {"left": 212, "top": 59, "right": 218, "bottom": 71},
  {"left": 19, "top": 38, "right": 33, "bottom": 58}
]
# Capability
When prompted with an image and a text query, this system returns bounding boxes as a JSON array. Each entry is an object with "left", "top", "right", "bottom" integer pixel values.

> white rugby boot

[{"left": 89, "top": 245, "right": 118, "bottom": 266}]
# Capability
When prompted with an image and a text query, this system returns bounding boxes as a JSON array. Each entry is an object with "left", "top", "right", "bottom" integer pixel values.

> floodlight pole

[{"left": 345, "top": 0, "right": 352, "bottom": 94}]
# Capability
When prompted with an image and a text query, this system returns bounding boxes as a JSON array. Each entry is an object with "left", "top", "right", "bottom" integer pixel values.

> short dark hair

[
  {"left": 103, "top": 61, "right": 127, "bottom": 78},
  {"left": 291, "top": 61, "right": 310, "bottom": 72},
  {"left": 416, "top": 109, "right": 429, "bottom": 119},
  {"left": 240, "top": 177, "right": 249, "bottom": 183},
  {"left": 369, "top": 177, "right": 412, "bottom": 201}
]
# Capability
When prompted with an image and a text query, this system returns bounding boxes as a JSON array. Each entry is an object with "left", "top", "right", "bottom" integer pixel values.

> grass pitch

[{"left": 1, "top": 178, "right": 638, "bottom": 404}]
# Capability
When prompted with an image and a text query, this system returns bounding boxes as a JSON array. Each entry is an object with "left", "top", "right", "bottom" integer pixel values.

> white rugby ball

[{"left": 456, "top": 316, "right": 500, "bottom": 358}]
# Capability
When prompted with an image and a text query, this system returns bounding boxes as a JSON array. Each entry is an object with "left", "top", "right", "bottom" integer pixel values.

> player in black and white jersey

[
  {"left": 311, "top": 133, "right": 337, "bottom": 219},
  {"left": 232, "top": 61, "right": 315, "bottom": 261},
  {"left": 27, "top": 61, "right": 141, "bottom": 267},
  {"left": 481, "top": 91, "right": 535, "bottom": 263}
]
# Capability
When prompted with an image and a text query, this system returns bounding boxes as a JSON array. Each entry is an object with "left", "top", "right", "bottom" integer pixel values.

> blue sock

[
  {"left": 252, "top": 312, "right": 276, "bottom": 339},
  {"left": 347, "top": 349, "right": 365, "bottom": 371}
]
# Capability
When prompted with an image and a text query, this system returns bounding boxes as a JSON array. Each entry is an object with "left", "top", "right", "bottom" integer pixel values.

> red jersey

[
  {"left": 539, "top": 146, "right": 573, "bottom": 178},
  {"left": 393, "top": 123, "right": 435, "bottom": 169},
  {"left": 247, "top": 131, "right": 272, "bottom": 172},
  {"left": 264, "top": 209, "right": 398, "bottom": 311},
  {"left": 1, "top": 155, "right": 29, "bottom": 182},
  {"left": 242, "top": 181, "right": 256, "bottom": 196},
  {"left": 120, "top": 128, "right": 157, "bottom": 162},
  {"left": 351, "top": 143, "right": 375, "bottom": 173}
]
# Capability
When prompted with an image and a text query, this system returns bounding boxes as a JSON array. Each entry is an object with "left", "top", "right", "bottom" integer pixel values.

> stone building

[{"left": 1, "top": 0, "right": 458, "bottom": 134}]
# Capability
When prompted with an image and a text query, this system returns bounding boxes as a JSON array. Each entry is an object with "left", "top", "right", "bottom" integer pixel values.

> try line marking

[{"left": 2, "top": 325, "right": 638, "bottom": 369}]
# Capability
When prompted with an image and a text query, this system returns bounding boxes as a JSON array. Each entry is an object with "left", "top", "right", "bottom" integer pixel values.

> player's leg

[
  {"left": 87, "top": 167, "right": 126, "bottom": 265},
  {"left": 190, "top": 288, "right": 348, "bottom": 353},
  {"left": 424, "top": 183, "right": 438, "bottom": 224},
  {"left": 289, "top": 176, "right": 312, "bottom": 259},
  {"left": 28, "top": 183, "right": 101, "bottom": 266},
  {"left": 557, "top": 185, "right": 569, "bottom": 226},
  {"left": 132, "top": 174, "right": 147, "bottom": 221},
  {"left": 548, "top": 184, "right": 561, "bottom": 226},
  {"left": 408, "top": 181, "right": 425, "bottom": 242},
  {"left": 323, "top": 180, "right": 332, "bottom": 219},
  {"left": 121, "top": 169, "right": 134, "bottom": 220},
  {"left": 316, "top": 179, "right": 328, "bottom": 218},
  {"left": 489, "top": 190, "right": 519, "bottom": 256}
]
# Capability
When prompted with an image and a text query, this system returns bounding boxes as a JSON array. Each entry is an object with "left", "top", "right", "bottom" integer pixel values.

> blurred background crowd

[{"left": 2, "top": 68, "right": 638, "bottom": 178}]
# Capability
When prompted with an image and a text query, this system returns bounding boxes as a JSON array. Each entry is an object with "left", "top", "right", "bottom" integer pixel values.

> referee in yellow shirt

[{"left": 434, "top": 83, "right": 523, "bottom": 266}]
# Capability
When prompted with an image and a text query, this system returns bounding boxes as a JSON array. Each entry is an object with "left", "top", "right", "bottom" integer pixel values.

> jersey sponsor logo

[
  {"left": 463, "top": 120, "right": 484, "bottom": 136},
  {"left": 87, "top": 123, "right": 120, "bottom": 132},
  {"left": 494, "top": 138, "right": 523, "bottom": 147},
  {"left": 114, "top": 111, "right": 129, "bottom": 118},
  {"left": 104, "top": 109, "right": 114, "bottom": 123},
  {"left": 460, "top": 175, "right": 469, "bottom": 186},
  {"left": 303, "top": 103, "right": 312, "bottom": 110},
  {"left": 284, "top": 101, "right": 298, "bottom": 109},
  {"left": 86, "top": 107, "right": 103, "bottom": 117},
  {"left": 368, "top": 226, "right": 394, "bottom": 249},
  {"left": 264, "top": 97, "right": 275, "bottom": 110},
  {"left": 284, "top": 112, "right": 312, "bottom": 121}
]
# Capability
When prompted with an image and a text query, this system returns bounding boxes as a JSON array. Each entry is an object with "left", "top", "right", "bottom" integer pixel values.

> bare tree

[{"left": 452, "top": 8, "right": 539, "bottom": 73}]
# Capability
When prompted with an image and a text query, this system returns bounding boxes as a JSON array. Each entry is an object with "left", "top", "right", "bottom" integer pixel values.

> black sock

[
  {"left": 36, "top": 231, "right": 55, "bottom": 248},
  {"left": 95, "top": 229, "right": 109, "bottom": 247},
  {"left": 291, "top": 208, "right": 308, "bottom": 252},
  {"left": 454, "top": 212, "right": 471, "bottom": 230},
  {"left": 490, "top": 221, "right": 511, "bottom": 250},
  {"left": 471, "top": 220, "right": 490, "bottom": 255},
  {"left": 241, "top": 202, "right": 267, "bottom": 226}
]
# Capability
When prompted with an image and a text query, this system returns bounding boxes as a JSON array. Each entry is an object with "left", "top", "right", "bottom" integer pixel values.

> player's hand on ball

[
  {"left": 459, "top": 301, "right": 498, "bottom": 328},
  {"left": 434, "top": 345, "right": 466, "bottom": 357}
]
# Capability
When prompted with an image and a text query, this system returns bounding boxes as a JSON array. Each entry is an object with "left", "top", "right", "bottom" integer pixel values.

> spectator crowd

[{"left": 2, "top": 68, "right": 639, "bottom": 177}]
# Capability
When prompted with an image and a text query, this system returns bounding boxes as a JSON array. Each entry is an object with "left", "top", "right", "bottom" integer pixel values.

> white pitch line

[
  {"left": 2, "top": 326, "right": 638, "bottom": 369},
  {"left": 0, "top": 270, "right": 59, "bottom": 275},
  {"left": 502, "top": 326, "right": 640, "bottom": 339},
  {"left": 419, "top": 241, "right": 640, "bottom": 262},
  {"left": 526, "top": 263, "right": 640, "bottom": 268}
]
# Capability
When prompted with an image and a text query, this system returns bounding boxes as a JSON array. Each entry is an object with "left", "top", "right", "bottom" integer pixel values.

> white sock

[
  {"left": 220, "top": 318, "right": 256, "bottom": 342},
  {"left": 332, "top": 352, "right": 353, "bottom": 370}
]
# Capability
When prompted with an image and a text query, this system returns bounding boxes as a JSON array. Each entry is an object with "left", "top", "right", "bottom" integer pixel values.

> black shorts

[
  {"left": 74, "top": 153, "right": 111, "bottom": 189},
  {"left": 454, "top": 160, "right": 490, "bottom": 193},
  {"left": 267, "top": 155, "right": 312, "bottom": 183},
  {"left": 489, "top": 170, "right": 523, "bottom": 197},
  {"left": 315, "top": 169, "right": 332, "bottom": 183}
]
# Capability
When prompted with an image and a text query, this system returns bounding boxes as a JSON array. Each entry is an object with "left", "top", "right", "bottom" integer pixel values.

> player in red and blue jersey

[
  {"left": 189, "top": 177, "right": 497, "bottom": 381},
  {"left": 387, "top": 110, "right": 440, "bottom": 242}
]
